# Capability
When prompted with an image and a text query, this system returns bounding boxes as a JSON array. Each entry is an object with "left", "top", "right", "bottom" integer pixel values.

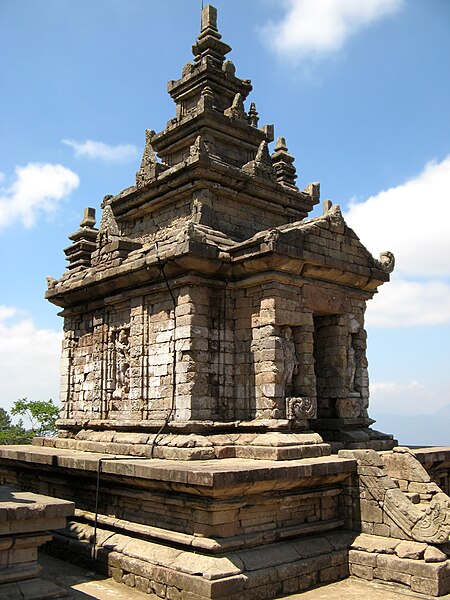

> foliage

[
  {"left": 0, "top": 398, "right": 59, "bottom": 445},
  {"left": 0, "top": 407, "right": 11, "bottom": 430},
  {"left": 0, "top": 407, "right": 34, "bottom": 445},
  {"left": 11, "top": 398, "right": 59, "bottom": 437}
]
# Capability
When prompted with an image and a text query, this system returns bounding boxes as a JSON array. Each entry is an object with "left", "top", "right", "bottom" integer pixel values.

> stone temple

[
  {"left": 49, "top": 4, "right": 396, "bottom": 457},
  {"left": 2, "top": 6, "right": 450, "bottom": 599}
]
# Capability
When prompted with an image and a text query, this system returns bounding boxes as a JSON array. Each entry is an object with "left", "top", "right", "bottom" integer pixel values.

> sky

[{"left": 0, "top": 0, "right": 449, "bottom": 445}]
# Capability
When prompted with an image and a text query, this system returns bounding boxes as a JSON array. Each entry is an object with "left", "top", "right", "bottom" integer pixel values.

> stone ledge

[
  {"left": 50, "top": 526, "right": 353, "bottom": 599},
  {"left": 0, "top": 487, "right": 74, "bottom": 536},
  {"left": 0, "top": 445, "right": 356, "bottom": 491},
  {"left": 73, "top": 507, "right": 345, "bottom": 554},
  {"left": 34, "top": 431, "right": 332, "bottom": 461},
  {"left": 350, "top": 534, "right": 450, "bottom": 596}
]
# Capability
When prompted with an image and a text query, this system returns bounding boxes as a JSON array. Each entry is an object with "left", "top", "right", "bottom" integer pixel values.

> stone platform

[
  {"left": 0, "top": 485, "right": 74, "bottom": 599},
  {"left": 2, "top": 445, "right": 450, "bottom": 598},
  {"left": 0, "top": 445, "right": 355, "bottom": 599}
]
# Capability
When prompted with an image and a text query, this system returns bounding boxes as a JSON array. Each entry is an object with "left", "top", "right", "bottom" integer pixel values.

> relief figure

[
  {"left": 347, "top": 333, "right": 357, "bottom": 394},
  {"left": 281, "top": 326, "right": 298, "bottom": 397},
  {"left": 112, "top": 328, "right": 130, "bottom": 400}
]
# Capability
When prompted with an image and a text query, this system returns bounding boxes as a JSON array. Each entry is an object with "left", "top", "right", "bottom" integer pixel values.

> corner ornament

[
  {"left": 286, "top": 397, "right": 317, "bottom": 421},
  {"left": 374, "top": 250, "right": 395, "bottom": 273}
]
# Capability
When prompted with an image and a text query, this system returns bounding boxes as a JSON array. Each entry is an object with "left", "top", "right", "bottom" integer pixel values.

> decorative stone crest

[
  {"left": 136, "top": 129, "right": 167, "bottom": 188},
  {"left": 327, "top": 204, "right": 345, "bottom": 234},
  {"left": 243, "top": 140, "right": 277, "bottom": 182},
  {"left": 375, "top": 250, "right": 395, "bottom": 273},
  {"left": 224, "top": 92, "right": 246, "bottom": 120},
  {"left": 197, "top": 85, "right": 215, "bottom": 111},
  {"left": 286, "top": 397, "right": 317, "bottom": 420},
  {"left": 97, "top": 202, "right": 120, "bottom": 248},
  {"left": 189, "top": 134, "right": 213, "bottom": 162},
  {"left": 248, "top": 102, "right": 259, "bottom": 127},
  {"left": 64, "top": 207, "right": 98, "bottom": 270}
]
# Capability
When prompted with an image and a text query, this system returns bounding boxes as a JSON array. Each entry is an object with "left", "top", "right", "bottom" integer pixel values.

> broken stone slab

[
  {"left": 351, "top": 534, "right": 399, "bottom": 554},
  {"left": 424, "top": 545, "right": 447, "bottom": 563},
  {"left": 395, "top": 541, "right": 428, "bottom": 560},
  {"left": 382, "top": 447, "right": 431, "bottom": 483}
]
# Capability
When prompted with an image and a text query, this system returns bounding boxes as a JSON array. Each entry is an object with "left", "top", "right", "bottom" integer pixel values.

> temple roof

[{"left": 46, "top": 4, "right": 395, "bottom": 307}]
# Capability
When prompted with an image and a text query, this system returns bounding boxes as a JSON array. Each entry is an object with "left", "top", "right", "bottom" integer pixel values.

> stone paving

[{"left": 37, "top": 552, "right": 450, "bottom": 600}]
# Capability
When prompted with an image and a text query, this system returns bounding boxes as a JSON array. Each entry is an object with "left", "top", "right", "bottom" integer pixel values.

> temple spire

[
  {"left": 201, "top": 4, "right": 218, "bottom": 33},
  {"left": 192, "top": 4, "right": 231, "bottom": 65}
]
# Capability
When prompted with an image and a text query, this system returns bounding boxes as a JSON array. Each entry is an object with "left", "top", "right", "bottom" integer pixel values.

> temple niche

[{"left": 45, "top": 4, "right": 397, "bottom": 458}]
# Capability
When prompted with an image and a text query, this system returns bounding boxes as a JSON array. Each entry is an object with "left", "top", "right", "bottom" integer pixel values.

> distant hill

[{"left": 372, "top": 404, "right": 450, "bottom": 447}]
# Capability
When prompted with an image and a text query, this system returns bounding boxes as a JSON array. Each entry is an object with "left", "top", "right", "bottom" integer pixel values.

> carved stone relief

[
  {"left": 286, "top": 396, "right": 317, "bottom": 421},
  {"left": 112, "top": 327, "right": 130, "bottom": 401},
  {"left": 281, "top": 326, "right": 298, "bottom": 398},
  {"left": 346, "top": 333, "right": 357, "bottom": 394}
]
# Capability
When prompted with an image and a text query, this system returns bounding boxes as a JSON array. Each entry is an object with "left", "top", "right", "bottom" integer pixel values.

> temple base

[
  {"left": 0, "top": 445, "right": 354, "bottom": 599},
  {"left": 41, "top": 427, "right": 332, "bottom": 460},
  {"left": 315, "top": 418, "right": 397, "bottom": 452}
]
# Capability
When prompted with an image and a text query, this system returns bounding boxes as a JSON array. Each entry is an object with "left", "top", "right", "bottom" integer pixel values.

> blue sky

[{"left": 1, "top": 0, "right": 449, "bottom": 444}]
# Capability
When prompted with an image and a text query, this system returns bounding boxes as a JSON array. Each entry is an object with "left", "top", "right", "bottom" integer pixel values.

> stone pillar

[
  {"left": 174, "top": 284, "right": 217, "bottom": 422},
  {"left": 252, "top": 323, "right": 284, "bottom": 419},
  {"left": 147, "top": 293, "right": 177, "bottom": 420},
  {"left": 251, "top": 283, "right": 312, "bottom": 421},
  {"left": 335, "top": 308, "right": 370, "bottom": 421},
  {"left": 129, "top": 299, "right": 146, "bottom": 417}
]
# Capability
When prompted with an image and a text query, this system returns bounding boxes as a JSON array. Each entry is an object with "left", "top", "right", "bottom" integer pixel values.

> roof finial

[
  {"left": 248, "top": 102, "right": 259, "bottom": 127},
  {"left": 271, "top": 136, "right": 298, "bottom": 189},
  {"left": 201, "top": 5, "right": 217, "bottom": 33},
  {"left": 193, "top": 5, "right": 231, "bottom": 65}
]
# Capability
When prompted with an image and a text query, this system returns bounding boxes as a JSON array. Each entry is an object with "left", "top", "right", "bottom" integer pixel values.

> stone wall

[{"left": 341, "top": 448, "right": 450, "bottom": 596}]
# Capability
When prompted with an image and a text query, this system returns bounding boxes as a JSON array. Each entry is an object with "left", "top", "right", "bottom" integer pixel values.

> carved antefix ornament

[{"left": 287, "top": 397, "right": 317, "bottom": 421}]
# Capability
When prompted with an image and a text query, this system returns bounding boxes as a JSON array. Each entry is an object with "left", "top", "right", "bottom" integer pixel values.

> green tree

[
  {"left": 11, "top": 398, "right": 59, "bottom": 437},
  {"left": 0, "top": 407, "right": 33, "bottom": 445},
  {"left": 0, "top": 407, "right": 11, "bottom": 430}
]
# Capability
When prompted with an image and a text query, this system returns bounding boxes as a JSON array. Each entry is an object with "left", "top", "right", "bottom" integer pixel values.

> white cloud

[
  {"left": 63, "top": 139, "right": 139, "bottom": 162},
  {"left": 367, "top": 276, "right": 450, "bottom": 328},
  {"left": 0, "top": 307, "right": 62, "bottom": 417},
  {"left": 261, "top": 0, "right": 403, "bottom": 61},
  {"left": 370, "top": 380, "right": 446, "bottom": 416},
  {"left": 346, "top": 156, "right": 450, "bottom": 278},
  {"left": 344, "top": 155, "right": 450, "bottom": 327},
  {"left": 0, "top": 162, "right": 79, "bottom": 230}
]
